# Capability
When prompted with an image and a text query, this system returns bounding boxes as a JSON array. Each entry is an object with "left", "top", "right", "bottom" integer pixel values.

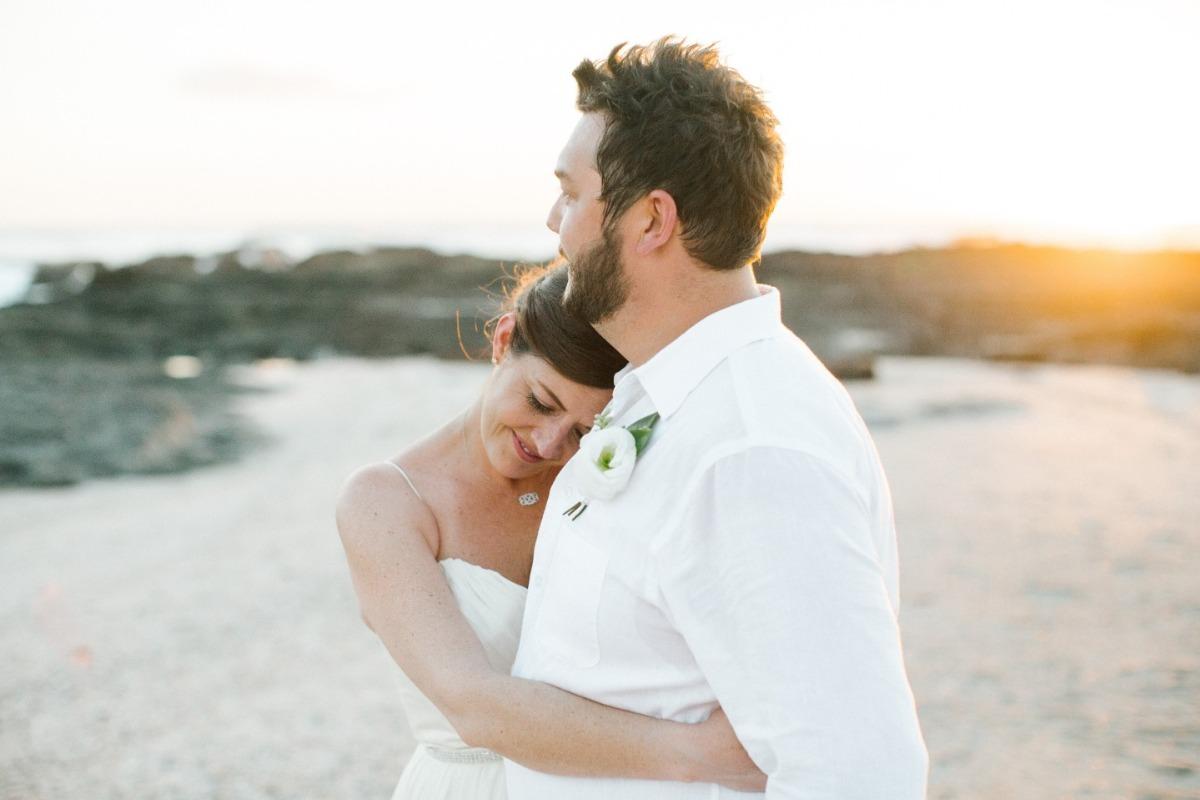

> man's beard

[{"left": 562, "top": 226, "right": 630, "bottom": 325}]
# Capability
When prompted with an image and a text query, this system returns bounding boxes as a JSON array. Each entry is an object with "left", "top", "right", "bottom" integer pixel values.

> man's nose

[{"left": 546, "top": 198, "right": 562, "bottom": 234}]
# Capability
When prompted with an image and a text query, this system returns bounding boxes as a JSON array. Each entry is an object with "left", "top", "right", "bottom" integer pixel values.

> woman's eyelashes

[
  {"left": 526, "top": 392, "right": 554, "bottom": 414},
  {"left": 526, "top": 392, "right": 589, "bottom": 444}
]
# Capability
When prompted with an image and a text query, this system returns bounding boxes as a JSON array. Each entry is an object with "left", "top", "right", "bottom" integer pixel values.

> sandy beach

[{"left": 2, "top": 355, "right": 1197, "bottom": 799}]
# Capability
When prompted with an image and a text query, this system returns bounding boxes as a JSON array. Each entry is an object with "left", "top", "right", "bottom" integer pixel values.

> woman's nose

[{"left": 532, "top": 420, "right": 572, "bottom": 461}]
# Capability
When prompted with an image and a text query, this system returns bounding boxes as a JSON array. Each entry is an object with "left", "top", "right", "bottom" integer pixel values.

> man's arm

[
  {"left": 654, "top": 446, "right": 928, "bottom": 799},
  {"left": 335, "top": 463, "right": 764, "bottom": 790}
]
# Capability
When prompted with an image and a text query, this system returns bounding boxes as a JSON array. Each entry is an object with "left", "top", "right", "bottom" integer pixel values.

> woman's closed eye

[
  {"left": 526, "top": 391, "right": 591, "bottom": 443},
  {"left": 526, "top": 392, "right": 554, "bottom": 414}
]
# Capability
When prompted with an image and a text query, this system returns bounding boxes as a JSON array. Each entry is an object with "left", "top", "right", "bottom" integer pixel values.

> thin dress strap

[{"left": 383, "top": 461, "right": 424, "bottom": 501}]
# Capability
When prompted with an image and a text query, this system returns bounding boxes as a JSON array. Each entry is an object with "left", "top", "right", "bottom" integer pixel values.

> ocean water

[{"left": 0, "top": 262, "right": 34, "bottom": 307}]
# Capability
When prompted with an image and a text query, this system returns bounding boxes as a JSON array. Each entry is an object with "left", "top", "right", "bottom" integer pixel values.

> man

[{"left": 506, "top": 38, "right": 928, "bottom": 798}]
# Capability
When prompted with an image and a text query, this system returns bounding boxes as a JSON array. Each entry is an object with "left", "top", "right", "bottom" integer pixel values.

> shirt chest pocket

[{"left": 533, "top": 532, "right": 608, "bottom": 668}]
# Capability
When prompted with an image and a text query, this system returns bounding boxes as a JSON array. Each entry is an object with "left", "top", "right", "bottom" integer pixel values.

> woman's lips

[{"left": 512, "top": 431, "right": 543, "bottom": 464}]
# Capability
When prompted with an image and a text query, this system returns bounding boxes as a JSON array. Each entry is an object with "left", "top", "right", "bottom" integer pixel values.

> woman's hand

[{"left": 685, "top": 707, "right": 767, "bottom": 792}]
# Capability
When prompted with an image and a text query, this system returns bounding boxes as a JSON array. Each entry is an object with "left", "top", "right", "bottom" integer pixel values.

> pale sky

[{"left": 2, "top": 0, "right": 1199, "bottom": 256}]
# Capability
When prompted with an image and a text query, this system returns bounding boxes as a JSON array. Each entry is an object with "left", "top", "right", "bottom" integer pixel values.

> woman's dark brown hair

[
  {"left": 572, "top": 37, "right": 784, "bottom": 271},
  {"left": 493, "top": 262, "right": 626, "bottom": 388}
]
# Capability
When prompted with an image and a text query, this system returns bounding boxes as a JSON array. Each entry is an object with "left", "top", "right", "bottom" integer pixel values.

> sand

[{"left": 1, "top": 356, "right": 1197, "bottom": 799}]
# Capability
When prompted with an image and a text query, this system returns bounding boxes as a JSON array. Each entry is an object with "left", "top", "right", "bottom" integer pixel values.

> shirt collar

[{"left": 612, "top": 285, "right": 783, "bottom": 420}]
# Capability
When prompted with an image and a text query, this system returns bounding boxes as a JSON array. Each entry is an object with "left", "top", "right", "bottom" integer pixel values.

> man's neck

[{"left": 596, "top": 265, "right": 761, "bottom": 367}]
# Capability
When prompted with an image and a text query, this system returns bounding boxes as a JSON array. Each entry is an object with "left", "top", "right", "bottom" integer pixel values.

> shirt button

[{"left": 531, "top": 575, "right": 545, "bottom": 589}]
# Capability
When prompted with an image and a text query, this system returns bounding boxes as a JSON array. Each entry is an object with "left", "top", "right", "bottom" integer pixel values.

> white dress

[{"left": 390, "top": 557, "right": 527, "bottom": 799}]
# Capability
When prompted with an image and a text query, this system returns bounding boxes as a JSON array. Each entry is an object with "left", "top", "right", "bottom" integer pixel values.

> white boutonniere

[{"left": 562, "top": 408, "right": 659, "bottom": 521}]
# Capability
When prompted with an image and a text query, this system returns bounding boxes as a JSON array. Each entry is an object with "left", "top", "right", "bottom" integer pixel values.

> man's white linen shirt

[{"left": 505, "top": 287, "right": 928, "bottom": 799}]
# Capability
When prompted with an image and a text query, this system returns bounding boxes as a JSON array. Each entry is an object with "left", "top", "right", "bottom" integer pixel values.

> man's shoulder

[
  {"left": 680, "top": 329, "right": 867, "bottom": 449},
  {"left": 632, "top": 329, "right": 883, "bottom": 527}
]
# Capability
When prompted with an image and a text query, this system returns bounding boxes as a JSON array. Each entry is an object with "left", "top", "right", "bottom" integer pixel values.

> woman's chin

[{"left": 511, "top": 455, "right": 553, "bottom": 479}]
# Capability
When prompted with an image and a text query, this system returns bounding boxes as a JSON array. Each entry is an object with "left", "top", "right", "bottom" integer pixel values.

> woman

[{"left": 336, "top": 264, "right": 764, "bottom": 799}]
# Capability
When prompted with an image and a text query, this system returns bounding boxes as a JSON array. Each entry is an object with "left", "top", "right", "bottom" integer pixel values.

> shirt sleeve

[{"left": 653, "top": 446, "right": 928, "bottom": 799}]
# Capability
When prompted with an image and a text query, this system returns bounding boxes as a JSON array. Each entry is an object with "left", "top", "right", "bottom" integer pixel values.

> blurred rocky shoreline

[{"left": 3, "top": 244, "right": 1198, "bottom": 487}]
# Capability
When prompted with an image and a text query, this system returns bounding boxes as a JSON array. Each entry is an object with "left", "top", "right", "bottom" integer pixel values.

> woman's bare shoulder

[{"left": 335, "top": 459, "right": 440, "bottom": 557}]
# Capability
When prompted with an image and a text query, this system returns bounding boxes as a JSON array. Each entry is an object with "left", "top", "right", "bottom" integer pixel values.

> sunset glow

[{"left": 1, "top": 0, "right": 1197, "bottom": 255}]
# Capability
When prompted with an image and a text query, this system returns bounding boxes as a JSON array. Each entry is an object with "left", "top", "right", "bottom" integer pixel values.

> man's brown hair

[{"left": 573, "top": 37, "right": 784, "bottom": 271}]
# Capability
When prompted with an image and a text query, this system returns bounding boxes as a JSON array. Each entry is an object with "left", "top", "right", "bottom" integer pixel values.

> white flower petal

[{"left": 573, "top": 426, "right": 637, "bottom": 501}]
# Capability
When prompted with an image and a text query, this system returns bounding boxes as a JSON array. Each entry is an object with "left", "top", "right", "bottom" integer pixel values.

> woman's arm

[{"left": 335, "top": 463, "right": 763, "bottom": 791}]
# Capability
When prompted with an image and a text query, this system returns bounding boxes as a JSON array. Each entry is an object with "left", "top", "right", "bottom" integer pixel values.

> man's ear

[
  {"left": 491, "top": 312, "right": 517, "bottom": 363},
  {"left": 634, "top": 189, "right": 679, "bottom": 255}
]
